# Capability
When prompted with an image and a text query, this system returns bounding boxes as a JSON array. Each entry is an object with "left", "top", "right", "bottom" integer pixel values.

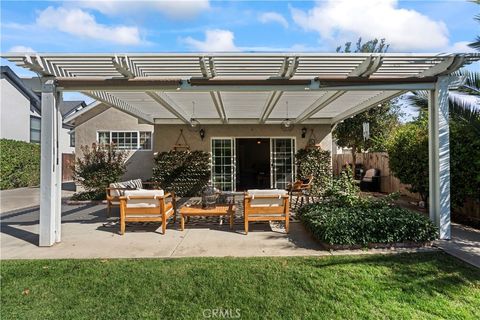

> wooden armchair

[
  {"left": 106, "top": 179, "right": 160, "bottom": 216},
  {"left": 287, "top": 175, "right": 314, "bottom": 207},
  {"left": 243, "top": 189, "right": 289, "bottom": 234},
  {"left": 119, "top": 189, "right": 176, "bottom": 235}
]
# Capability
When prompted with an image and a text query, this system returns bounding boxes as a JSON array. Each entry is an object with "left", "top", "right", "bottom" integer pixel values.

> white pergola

[{"left": 2, "top": 52, "right": 478, "bottom": 246}]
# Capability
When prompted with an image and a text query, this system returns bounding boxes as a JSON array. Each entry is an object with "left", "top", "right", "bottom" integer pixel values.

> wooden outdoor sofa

[
  {"left": 105, "top": 179, "right": 160, "bottom": 216},
  {"left": 243, "top": 189, "right": 290, "bottom": 234},
  {"left": 119, "top": 189, "right": 176, "bottom": 235}
]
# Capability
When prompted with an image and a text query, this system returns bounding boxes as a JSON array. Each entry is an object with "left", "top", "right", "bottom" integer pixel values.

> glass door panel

[
  {"left": 211, "top": 138, "right": 235, "bottom": 191},
  {"left": 271, "top": 138, "right": 295, "bottom": 189}
]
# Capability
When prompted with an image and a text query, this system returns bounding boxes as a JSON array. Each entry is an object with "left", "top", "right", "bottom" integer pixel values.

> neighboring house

[
  {"left": 64, "top": 101, "right": 332, "bottom": 189},
  {"left": 65, "top": 101, "right": 155, "bottom": 181},
  {"left": 1, "top": 66, "right": 41, "bottom": 143},
  {"left": 0, "top": 66, "right": 85, "bottom": 155}
]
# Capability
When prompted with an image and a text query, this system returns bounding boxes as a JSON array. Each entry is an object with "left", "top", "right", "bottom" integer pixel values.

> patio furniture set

[{"left": 107, "top": 179, "right": 297, "bottom": 235}]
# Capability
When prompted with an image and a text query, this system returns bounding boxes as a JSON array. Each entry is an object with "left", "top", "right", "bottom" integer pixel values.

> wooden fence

[
  {"left": 62, "top": 153, "right": 75, "bottom": 182},
  {"left": 333, "top": 152, "right": 480, "bottom": 222},
  {"left": 333, "top": 152, "right": 421, "bottom": 200}
]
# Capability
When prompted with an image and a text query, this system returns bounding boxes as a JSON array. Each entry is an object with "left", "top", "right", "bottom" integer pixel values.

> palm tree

[
  {"left": 408, "top": 70, "right": 480, "bottom": 133},
  {"left": 469, "top": 0, "right": 480, "bottom": 51}
]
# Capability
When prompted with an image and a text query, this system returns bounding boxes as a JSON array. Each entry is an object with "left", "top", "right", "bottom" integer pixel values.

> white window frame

[{"left": 95, "top": 130, "right": 153, "bottom": 151}]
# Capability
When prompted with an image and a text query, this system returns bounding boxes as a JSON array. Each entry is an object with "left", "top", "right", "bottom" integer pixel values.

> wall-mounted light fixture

[
  {"left": 301, "top": 127, "right": 307, "bottom": 138},
  {"left": 199, "top": 128, "right": 205, "bottom": 140}
]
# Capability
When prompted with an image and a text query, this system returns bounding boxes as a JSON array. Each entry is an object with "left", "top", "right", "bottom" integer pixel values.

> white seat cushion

[{"left": 124, "top": 189, "right": 165, "bottom": 208}]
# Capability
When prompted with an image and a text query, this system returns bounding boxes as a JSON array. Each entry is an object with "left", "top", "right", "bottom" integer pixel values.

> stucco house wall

[
  {"left": 74, "top": 106, "right": 154, "bottom": 180},
  {"left": 153, "top": 124, "right": 332, "bottom": 153},
  {"left": 0, "top": 77, "right": 33, "bottom": 142}
]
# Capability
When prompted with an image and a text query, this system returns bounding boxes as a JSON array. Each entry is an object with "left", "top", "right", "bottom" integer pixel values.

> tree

[
  {"left": 333, "top": 38, "right": 401, "bottom": 172},
  {"left": 469, "top": 0, "right": 480, "bottom": 51},
  {"left": 336, "top": 37, "right": 389, "bottom": 53},
  {"left": 333, "top": 103, "right": 401, "bottom": 172}
]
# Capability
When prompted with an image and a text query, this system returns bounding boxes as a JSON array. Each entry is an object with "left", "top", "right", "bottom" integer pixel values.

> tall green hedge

[
  {"left": 152, "top": 150, "right": 210, "bottom": 197},
  {"left": 295, "top": 148, "right": 332, "bottom": 196},
  {"left": 0, "top": 139, "right": 40, "bottom": 190}
]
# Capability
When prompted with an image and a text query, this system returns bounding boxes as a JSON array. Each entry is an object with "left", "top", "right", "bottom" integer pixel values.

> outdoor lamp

[
  {"left": 301, "top": 127, "right": 307, "bottom": 138},
  {"left": 199, "top": 128, "right": 205, "bottom": 140}
]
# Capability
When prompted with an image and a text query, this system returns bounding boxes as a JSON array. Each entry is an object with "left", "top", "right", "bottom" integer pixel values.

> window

[
  {"left": 211, "top": 138, "right": 235, "bottom": 191},
  {"left": 139, "top": 131, "right": 152, "bottom": 150},
  {"left": 96, "top": 131, "right": 152, "bottom": 150},
  {"left": 30, "top": 116, "right": 41, "bottom": 143},
  {"left": 111, "top": 131, "right": 138, "bottom": 150},
  {"left": 69, "top": 130, "right": 75, "bottom": 147}
]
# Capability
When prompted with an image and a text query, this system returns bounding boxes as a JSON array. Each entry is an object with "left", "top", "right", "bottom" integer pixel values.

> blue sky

[{"left": 1, "top": 0, "right": 479, "bottom": 110}]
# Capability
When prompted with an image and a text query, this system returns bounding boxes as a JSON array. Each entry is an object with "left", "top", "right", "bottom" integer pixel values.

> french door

[
  {"left": 270, "top": 138, "right": 295, "bottom": 189},
  {"left": 211, "top": 138, "right": 236, "bottom": 191}
]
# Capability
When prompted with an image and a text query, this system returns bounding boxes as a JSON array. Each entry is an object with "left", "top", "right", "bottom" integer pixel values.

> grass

[{"left": 1, "top": 252, "right": 479, "bottom": 319}]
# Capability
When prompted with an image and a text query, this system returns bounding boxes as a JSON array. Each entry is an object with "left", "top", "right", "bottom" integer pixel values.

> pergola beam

[
  {"left": 84, "top": 91, "right": 154, "bottom": 124},
  {"left": 332, "top": 90, "right": 406, "bottom": 123},
  {"left": 210, "top": 91, "right": 227, "bottom": 123},
  {"left": 112, "top": 55, "right": 135, "bottom": 78},
  {"left": 145, "top": 91, "right": 190, "bottom": 124},
  {"left": 295, "top": 91, "right": 345, "bottom": 124},
  {"left": 259, "top": 91, "right": 283, "bottom": 123},
  {"left": 348, "top": 55, "right": 383, "bottom": 78}
]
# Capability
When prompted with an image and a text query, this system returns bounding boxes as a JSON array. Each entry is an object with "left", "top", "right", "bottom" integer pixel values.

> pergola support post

[
  {"left": 39, "top": 79, "right": 62, "bottom": 246},
  {"left": 428, "top": 76, "right": 451, "bottom": 240}
]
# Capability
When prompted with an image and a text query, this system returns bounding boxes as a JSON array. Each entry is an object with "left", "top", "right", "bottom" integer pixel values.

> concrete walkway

[
  {"left": 434, "top": 223, "right": 480, "bottom": 268},
  {"left": 0, "top": 186, "right": 75, "bottom": 213}
]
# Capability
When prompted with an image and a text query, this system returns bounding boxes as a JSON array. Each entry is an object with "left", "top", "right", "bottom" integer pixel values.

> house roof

[
  {"left": 1, "top": 66, "right": 41, "bottom": 113},
  {"left": 2, "top": 53, "right": 479, "bottom": 125},
  {"left": 59, "top": 100, "right": 86, "bottom": 118}
]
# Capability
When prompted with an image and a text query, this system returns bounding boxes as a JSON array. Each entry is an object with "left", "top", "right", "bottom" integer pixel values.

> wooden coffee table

[{"left": 179, "top": 204, "right": 235, "bottom": 231}]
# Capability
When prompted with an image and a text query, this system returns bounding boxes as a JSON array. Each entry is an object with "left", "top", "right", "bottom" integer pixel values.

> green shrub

[
  {"left": 152, "top": 150, "right": 210, "bottom": 197},
  {"left": 295, "top": 148, "right": 332, "bottom": 196},
  {"left": 299, "top": 201, "right": 437, "bottom": 246},
  {"left": 387, "top": 116, "right": 480, "bottom": 208},
  {"left": 386, "top": 118, "right": 429, "bottom": 201},
  {"left": 0, "top": 139, "right": 40, "bottom": 190},
  {"left": 72, "top": 143, "right": 127, "bottom": 199}
]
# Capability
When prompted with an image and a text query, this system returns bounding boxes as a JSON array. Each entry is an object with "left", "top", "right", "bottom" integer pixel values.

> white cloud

[
  {"left": 36, "top": 6, "right": 142, "bottom": 45},
  {"left": 290, "top": 0, "right": 449, "bottom": 51},
  {"left": 75, "top": 0, "right": 210, "bottom": 19},
  {"left": 8, "top": 45, "right": 35, "bottom": 53},
  {"left": 259, "top": 12, "right": 288, "bottom": 28},
  {"left": 446, "top": 41, "right": 476, "bottom": 53},
  {"left": 182, "top": 29, "right": 238, "bottom": 51}
]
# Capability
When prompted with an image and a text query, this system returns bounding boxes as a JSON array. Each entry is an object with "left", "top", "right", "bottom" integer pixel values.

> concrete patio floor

[{"left": 1, "top": 202, "right": 438, "bottom": 260}]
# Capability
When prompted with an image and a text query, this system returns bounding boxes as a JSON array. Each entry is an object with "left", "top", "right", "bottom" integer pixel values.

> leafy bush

[
  {"left": 295, "top": 148, "right": 332, "bottom": 196},
  {"left": 299, "top": 201, "right": 437, "bottom": 246},
  {"left": 0, "top": 139, "right": 40, "bottom": 190},
  {"left": 152, "top": 150, "right": 210, "bottom": 197},
  {"left": 387, "top": 116, "right": 480, "bottom": 208},
  {"left": 72, "top": 143, "right": 127, "bottom": 199},
  {"left": 386, "top": 118, "right": 429, "bottom": 201},
  {"left": 298, "top": 169, "right": 437, "bottom": 246}
]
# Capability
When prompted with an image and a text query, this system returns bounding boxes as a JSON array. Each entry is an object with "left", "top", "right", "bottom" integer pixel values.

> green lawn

[{"left": 1, "top": 252, "right": 479, "bottom": 319}]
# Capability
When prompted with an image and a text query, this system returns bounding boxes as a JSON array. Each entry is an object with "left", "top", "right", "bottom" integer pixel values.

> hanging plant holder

[
  {"left": 305, "top": 129, "right": 321, "bottom": 149},
  {"left": 172, "top": 129, "right": 190, "bottom": 151}
]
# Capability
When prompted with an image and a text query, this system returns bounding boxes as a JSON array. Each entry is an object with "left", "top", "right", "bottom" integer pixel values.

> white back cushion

[
  {"left": 124, "top": 189, "right": 165, "bottom": 208},
  {"left": 247, "top": 189, "right": 287, "bottom": 207}
]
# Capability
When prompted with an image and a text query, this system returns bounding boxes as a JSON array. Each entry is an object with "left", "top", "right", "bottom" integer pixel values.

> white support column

[
  {"left": 55, "top": 92, "right": 63, "bottom": 243},
  {"left": 428, "top": 76, "right": 451, "bottom": 240},
  {"left": 39, "top": 79, "right": 61, "bottom": 246}
]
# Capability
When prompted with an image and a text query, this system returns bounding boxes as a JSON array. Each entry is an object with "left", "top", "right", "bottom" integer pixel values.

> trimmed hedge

[
  {"left": 0, "top": 139, "right": 40, "bottom": 190},
  {"left": 298, "top": 201, "right": 437, "bottom": 246},
  {"left": 152, "top": 150, "right": 210, "bottom": 197}
]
